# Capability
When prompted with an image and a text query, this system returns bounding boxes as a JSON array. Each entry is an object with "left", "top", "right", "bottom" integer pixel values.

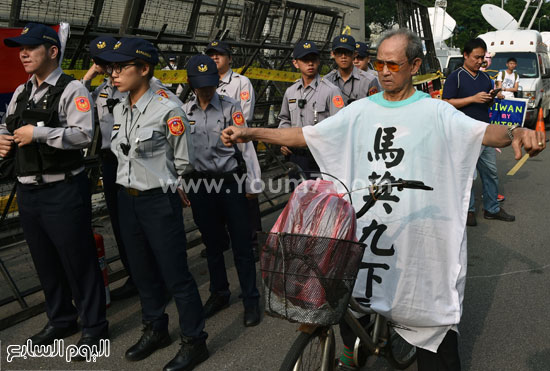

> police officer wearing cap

[
  {"left": 0, "top": 23, "right": 108, "bottom": 352},
  {"left": 324, "top": 35, "right": 381, "bottom": 105},
  {"left": 354, "top": 41, "right": 378, "bottom": 78},
  {"left": 101, "top": 38, "right": 208, "bottom": 370},
  {"left": 205, "top": 39, "right": 262, "bottom": 261},
  {"left": 183, "top": 55, "right": 261, "bottom": 327},
  {"left": 82, "top": 36, "right": 138, "bottom": 300},
  {"left": 278, "top": 40, "right": 343, "bottom": 179},
  {"left": 82, "top": 36, "right": 180, "bottom": 300}
]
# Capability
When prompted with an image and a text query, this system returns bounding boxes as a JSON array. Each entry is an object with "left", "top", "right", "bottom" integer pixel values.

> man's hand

[
  {"left": 83, "top": 63, "right": 105, "bottom": 82},
  {"left": 0, "top": 135, "right": 14, "bottom": 157},
  {"left": 177, "top": 188, "right": 191, "bottom": 207},
  {"left": 471, "top": 91, "right": 493, "bottom": 104},
  {"left": 13, "top": 125, "right": 34, "bottom": 147},
  {"left": 512, "top": 128, "right": 546, "bottom": 160},
  {"left": 221, "top": 126, "right": 250, "bottom": 147},
  {"left": 280, "top": 146, "right": 293, "bottom": 156}
]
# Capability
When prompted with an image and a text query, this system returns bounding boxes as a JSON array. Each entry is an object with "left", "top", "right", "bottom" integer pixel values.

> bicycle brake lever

[{"left": 396, "top": 179, "right": 433, "bottom": 191}]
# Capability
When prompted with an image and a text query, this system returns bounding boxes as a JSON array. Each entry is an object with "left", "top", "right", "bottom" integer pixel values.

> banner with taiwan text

[{"left": 489, "top": 98, "right": 528, "bottom": 127}]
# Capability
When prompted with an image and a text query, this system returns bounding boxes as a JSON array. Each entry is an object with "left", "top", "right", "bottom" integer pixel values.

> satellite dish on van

[
  {"left": 481, "top": 4, "right": 519, "bottom": 30},
  {"left": 428, "top": 7, "right": 456, "bottom": 42}
]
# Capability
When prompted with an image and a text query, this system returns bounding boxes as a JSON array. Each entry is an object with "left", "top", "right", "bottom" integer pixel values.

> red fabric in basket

[{"left": 265, "top": 179, "right": 357, "bottom": 308}]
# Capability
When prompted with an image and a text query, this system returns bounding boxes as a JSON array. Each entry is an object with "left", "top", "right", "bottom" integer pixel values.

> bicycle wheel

[
  {"left": 386, "top": 325, "right": 416, "bottom": 369},
  {"left": 279, "top": 326, "right": 335, "bottom": 371}
]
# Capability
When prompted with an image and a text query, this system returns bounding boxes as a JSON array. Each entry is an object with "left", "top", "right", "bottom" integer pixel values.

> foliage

[{"left": 364, "top": 0, "right": 550, "bottom": 47}]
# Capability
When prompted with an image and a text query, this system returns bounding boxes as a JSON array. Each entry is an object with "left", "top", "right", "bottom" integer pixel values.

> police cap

[
  {"left": 89, "top": 36, "right": 117, "bottom": 62},
  {"left": 205, "top": 40, "right": 231, "bottom": 55},
  {"left": 293, "top": 40, "right": 319, "bottom": 59},
  {"left": 100, "top": 37, "right": 159, "bottom": 65},
  {"left": 186, "top": 54, "right": 219, "bottom": 89},
  {"left": 4, "top": 22, "right": 60, "bottom": 48},
  {"left": 332, "top": 35, "right": 356, "bottom": 52},
  {"left": 355, "top": 41, "right": 369, "bottom": 57}
]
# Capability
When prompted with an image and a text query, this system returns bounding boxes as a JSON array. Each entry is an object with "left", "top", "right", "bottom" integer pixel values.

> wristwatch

[{"left": 507, "top": 124, "right": 519, "bottom": 140}]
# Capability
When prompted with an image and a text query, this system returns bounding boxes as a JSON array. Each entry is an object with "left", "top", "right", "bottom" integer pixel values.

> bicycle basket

[{"left": 260, "top": 232, "right": 366, "bottom": 326}]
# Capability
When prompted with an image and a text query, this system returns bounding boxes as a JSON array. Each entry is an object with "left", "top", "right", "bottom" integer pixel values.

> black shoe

[
  {"left": 203, "top": 294, "right": 230, "bottom": 318},
  {"left": 71, "top": 328, "right": 109, "bottom": 362},
  {"left": 111, "top": 278, "right": 138, "bottom": 300},
  {"left": 484, "top": 208, "right": 515, "bottom": 222},
  {"left": 28, "top": 322, "right": 79, "bottom": 346},
  {"left": 125, "top": 323, "right": 171, "bottom": 361},
  {"left": 163, "top": 338, "right": 209, "bottom": 371},
  {"left": 243, "top": 302, "right": 261, "bottom": 327},
  {"left": 466, "top": 211, "right": 477, "bottom": 226}
]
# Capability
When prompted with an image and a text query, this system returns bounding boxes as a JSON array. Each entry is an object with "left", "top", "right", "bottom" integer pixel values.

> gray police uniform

[
  {"left": 0, "top": 66, "right": 108, "bottom": 337},
  {"left": 112, "top": 87, "right": 207, "bottom": 340},
  {"left": 278, "top": 74, "right": 343, "bottom": 179},
  {"left": 217, "top": 68, "right": 255, "bottom": 122},
  {"left": 278, "top": 74, "right": 343, "bottom": 128},
  {"left": 183, "top": 92, "right": 260, "bottom": 307},
  {"left": 324, "top": 66, "right": 381, "bottom": 105}
]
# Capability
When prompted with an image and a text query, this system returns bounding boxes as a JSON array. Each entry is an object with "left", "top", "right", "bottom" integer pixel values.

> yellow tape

[
  {"left": 0, "top": 194, "right": 18, "bottom": 214},
  {"left": 412, "top": 72, "right": 443, "bottom": 85}
]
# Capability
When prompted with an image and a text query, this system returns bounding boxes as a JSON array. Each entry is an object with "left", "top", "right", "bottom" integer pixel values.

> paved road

[{"left": 1, "top": 136, "right": 549, "bottom": 371}]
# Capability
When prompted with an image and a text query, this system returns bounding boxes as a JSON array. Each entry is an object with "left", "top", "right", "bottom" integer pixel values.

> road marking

[{"left": 507, "top": 154, "right": 530, "bottom": 176}]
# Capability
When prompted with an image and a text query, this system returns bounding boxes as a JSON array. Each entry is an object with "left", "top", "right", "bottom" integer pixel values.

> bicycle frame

[{"left": 344, "top": 298, "right": 388, "bottom": 357}]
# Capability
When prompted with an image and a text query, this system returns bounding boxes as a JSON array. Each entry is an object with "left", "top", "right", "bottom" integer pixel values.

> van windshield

[
  {"left": 490, "top": 52, "right": 539, "bottom": 78},
  {"left": 447, "top": 57, "right": 464, "bottom": 73}
]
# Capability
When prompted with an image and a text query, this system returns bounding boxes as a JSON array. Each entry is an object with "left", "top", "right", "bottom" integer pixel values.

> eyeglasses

[
  {"left": 354, "top": 56, "right": 365, "bottom": 61},
  {"left": 333, "top": 49, "right": 354, "bottom": 57},
  {"left": 372, "top": 59, "right": 407, "bottom": 72},
  {"left": 106, "top": 63, "right": 140, "bottom": 75}
]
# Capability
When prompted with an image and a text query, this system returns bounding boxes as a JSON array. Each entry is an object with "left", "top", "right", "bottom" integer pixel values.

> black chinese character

[
  {"left": 367, "top": 127, "right": 404, "bottom": 168},
  {"left": 358, "top": 262, "right": 390, "bottom": 304},
  {"left": 359, "top": 219, "right": 395, "bottom": 256}
]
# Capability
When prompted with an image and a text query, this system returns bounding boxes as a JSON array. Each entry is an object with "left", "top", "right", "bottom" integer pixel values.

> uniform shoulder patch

[
  {"left": 332, "top": 95, "right": 344, "bottom": 108},
  {"left": 156, "top": 89, "right": 169, "bottom": 99},
  {"left": 240, "top": 90, "right": 250, "bottom": 101},
  {"left": 368, "top": 86, "right": 379, "bottom": 96},
  {"left": 74, "top": 96, "right": 91, "bottom": 112},
  {"left": 167, "top": 116, "right": 185, "bottom": 136},
  {"left": 232, "top": 111, "right": 245, "bottom": 126}
]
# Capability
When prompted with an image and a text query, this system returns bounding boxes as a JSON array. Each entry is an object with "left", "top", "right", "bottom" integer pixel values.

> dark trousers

[
  {"left": 100, "top": 151, "right": 131, "bottom": 278},
  {"left": 188, "top": 180, "right": 260, "bottom": 307},
  {"left": 17, "top": 171, "right": 108, "bottom": 337},
  {"left": 117, "top": 189, "right": 206, "bottom": 340},
  {"left": 247, "top": 197, "right": 262, "bottom": 250},
  {"left": 416, "top": 330, "right": 461, "bottom": 371}
]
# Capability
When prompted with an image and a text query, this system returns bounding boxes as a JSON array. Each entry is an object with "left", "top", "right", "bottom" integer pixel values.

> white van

[{"left": 478, "top": 30, "right": 550, "bottom": 128}]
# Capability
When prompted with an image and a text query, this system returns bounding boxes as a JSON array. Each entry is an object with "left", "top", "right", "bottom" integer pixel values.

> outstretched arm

[
  {"left": 221, "top": 126, "right": 307, "bottom": 148},
  {"left": 482, "top": 125, "right": 545, "bottom": 159}
]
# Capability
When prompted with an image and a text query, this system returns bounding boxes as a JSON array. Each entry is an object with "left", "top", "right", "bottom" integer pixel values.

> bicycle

[{"left": 259, "top": 168, "right": 432, "bottom": 371}]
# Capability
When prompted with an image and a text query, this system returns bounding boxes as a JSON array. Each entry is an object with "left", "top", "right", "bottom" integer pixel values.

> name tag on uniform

[
  {"left": 289, "top": 99, "right": 297, "bottom": 104},
  {"left": 99, "top": 93, "right": 109, "bottom": 98},
  {"left": 113, "top": 124, "right": 121, "bottom": 130}
]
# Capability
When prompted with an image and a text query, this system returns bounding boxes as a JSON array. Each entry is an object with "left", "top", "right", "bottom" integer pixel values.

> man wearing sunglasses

[
  {"left": 324, "top": 35, "right": 381, "bottom": 105},
  {"left": 443, "top": 38, "right": 514, "bottom": 227},
  {"left": 221, "top": 28, "right": 545, "bottom": 371},
  {"left": 278, "top": 40, "right": 344, "bottom": 180}
]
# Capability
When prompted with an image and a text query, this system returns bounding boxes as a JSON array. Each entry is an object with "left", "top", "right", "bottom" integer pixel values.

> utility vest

[{"left": 5, "top": 74, "right": 84, "bottom": 178}]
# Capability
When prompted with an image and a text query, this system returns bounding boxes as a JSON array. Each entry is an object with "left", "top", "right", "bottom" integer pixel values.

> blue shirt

[{"left": 442, "top": 67, "right": 493, "bottom": 123}]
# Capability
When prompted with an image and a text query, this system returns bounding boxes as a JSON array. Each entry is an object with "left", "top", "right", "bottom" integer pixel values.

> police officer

[
  {"left": 354, "top": 41, "right": 378, "bottom": 78},
  {"left": 278, "top": 40, "right": 344, "bottom": 179},
  {"left": 82, "top": 36, "right": 137, "bottom": 300},
  {"left": 0, "top": 23, "right": 108, "bottom": 351},
  {"left": 205, "top": 40, "right": 255, "bottom": 122},
  {"left": 183, "top": 55, "right": 261, "bottom": 327},
  {"left": 82, "top": 36, "right": 180, "bottom": 300},
  {"left": 205, "top": 39, "right": 262, "bottom": 260},
  {"left": 324, "top": 35, "right": 381, "bottom": 105},
  {"left": 101, "top": 38, "right": 208, "bottom": 370}
]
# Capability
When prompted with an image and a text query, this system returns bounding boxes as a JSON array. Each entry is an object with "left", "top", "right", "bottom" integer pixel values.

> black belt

[{"left": 124, "top": 187, "right": 165, "bottom": 197}]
